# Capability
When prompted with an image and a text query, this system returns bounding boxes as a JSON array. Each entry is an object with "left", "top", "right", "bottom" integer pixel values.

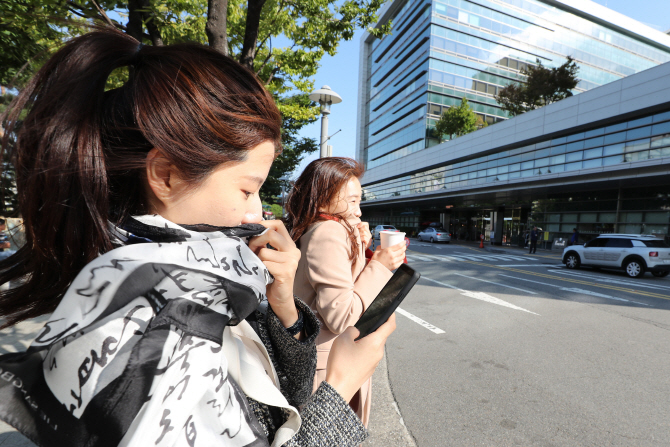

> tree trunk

[
  {"left": 239, "top": 0, "right": 267, "bottom": 69},
  {"left": 206, "top": 0, "right": 229, "bottom": 56},
  {"left": 141, "top": 7, "right": 164, "bottom": 45},
  {"left": 127, "top": 0, "right": 143, "bottom": 42}
]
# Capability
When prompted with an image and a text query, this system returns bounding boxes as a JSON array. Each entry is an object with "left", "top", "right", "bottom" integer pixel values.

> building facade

[{"left": 356, "top": 0, "right": 670, "bottom": 247}]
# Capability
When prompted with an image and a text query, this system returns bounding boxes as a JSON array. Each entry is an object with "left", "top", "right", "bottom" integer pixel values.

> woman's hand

[
  {"left": 357, "top": 222, "right": 372, "bottom": 249},
  {"left": 248, "top": 220, "right": 301, "bottom": 328},
  {"left": 325, "top": 314, "right": 396, "bottom": 402},
  {"left": 370, "top": 243, "right": 406, "bottom": 271}
]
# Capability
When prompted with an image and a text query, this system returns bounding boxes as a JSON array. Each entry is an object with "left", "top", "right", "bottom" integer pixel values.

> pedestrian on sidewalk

[
  {"left": 570, "top": 227, "right": 580, "bottom": 245},
  {"left": 285, "top": 157, "right": 406, "bottom": 427},
  {"left": 529, "top": 226, "right": 539, "bottom": 254},
  {"left": 0, "top": 29, "right": 394, "bottom": 447}
]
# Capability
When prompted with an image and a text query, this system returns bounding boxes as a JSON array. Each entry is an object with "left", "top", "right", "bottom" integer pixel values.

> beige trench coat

[{"left": 293, "top": 219, "right": 393, "bottom": 426}]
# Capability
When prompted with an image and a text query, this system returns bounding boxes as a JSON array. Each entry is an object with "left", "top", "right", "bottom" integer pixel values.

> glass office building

[
  {"left": 358, "top": 0, "right": 670, "bottom": 171},
  {"left": 355, "top": 1, "right": 670, "bottom": 246}
]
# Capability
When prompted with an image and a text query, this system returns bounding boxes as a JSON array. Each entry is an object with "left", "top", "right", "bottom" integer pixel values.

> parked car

[
  {"left": 417, "top": 227, "right": 451, "bottom": 243},
  {"left": 373, "top": 225, "right": 399, "bottom": 240},
  {"left": 562, "top": 234, "right": 670, "bottom": 278}
]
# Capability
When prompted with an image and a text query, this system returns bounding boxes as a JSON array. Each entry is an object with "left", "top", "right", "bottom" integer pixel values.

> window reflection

[{"left": 362, "top": 111, "right": 670, "bottom": 201}]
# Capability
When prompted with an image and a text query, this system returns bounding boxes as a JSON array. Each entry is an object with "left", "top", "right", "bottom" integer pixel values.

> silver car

[
  {"left": 373, "top": 225, "right": 398, "bottom": 240},
  {"left": 562, "top": 234, "right": 670, "bottom": 278},
  {"left": 417, "top": 227, "right": 451, "bottom": 243}
]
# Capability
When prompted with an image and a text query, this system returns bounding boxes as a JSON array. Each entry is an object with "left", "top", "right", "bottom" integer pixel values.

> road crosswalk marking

[{"left": 406, "top": 253, "right": 535, "bottom": 263}]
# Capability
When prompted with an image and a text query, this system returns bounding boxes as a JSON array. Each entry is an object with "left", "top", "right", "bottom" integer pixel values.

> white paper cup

[{"left": 380, "top": 231, "right": 405, "bottom": 249}]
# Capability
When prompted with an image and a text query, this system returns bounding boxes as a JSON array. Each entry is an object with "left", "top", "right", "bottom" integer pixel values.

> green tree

[
  {"left": 0, "top": 0, "right": 66, "bottom": 88},
  {"left": 495, "top": 56, "right": 579, "bottom": 117},
  {"left": 261, "top": 94, "right": 318, "bottom": 203},
  {"left": 434, "top": 98, "right": 478, "bottom": 141},
  {"left": 0, "top": 0, "right": 391, "bottom": 205}
]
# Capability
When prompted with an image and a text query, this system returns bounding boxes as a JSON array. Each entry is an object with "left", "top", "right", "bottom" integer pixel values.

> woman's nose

[
  {"left": 242, "top": 198, "right": 263, "bottom": 224},
  {"left": 354, "top": 206, "right": 362, "bottom": 218}
]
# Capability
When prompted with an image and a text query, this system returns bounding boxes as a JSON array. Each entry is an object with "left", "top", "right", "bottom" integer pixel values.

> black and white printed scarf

[{"left": 0, "top": 215, "right": 301, "bottom": 447}]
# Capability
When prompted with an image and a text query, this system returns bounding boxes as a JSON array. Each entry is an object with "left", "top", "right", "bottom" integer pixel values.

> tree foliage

[
  {"left": 434, "top": 98, "right": 478, "bottom": 141},
  {"left": 262, "top": 94, "right": 318, "bottom": 203},
  {"left": 0, "top": 0, "right": 390, "bottom": 204},
  {"left": 0, "top": 0, "right": 66, "bottom": 87},
  {"left": 495, "top": 56, "right": 579, "bottom": 117}
]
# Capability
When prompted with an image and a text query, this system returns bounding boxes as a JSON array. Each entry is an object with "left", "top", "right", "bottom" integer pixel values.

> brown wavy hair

[
  {"left": 285, "top": 157, "right": 364, "bottom": 265},
  {"left": 0, "top": 28, "right": 282, "bottom": 328}
]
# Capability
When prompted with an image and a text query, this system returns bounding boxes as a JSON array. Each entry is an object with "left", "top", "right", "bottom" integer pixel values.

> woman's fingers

[
  {"left": 257, "top": 220, "right": 292, "bottom": 242},
  {"left": 248, "top": 225, "right": 296, "bottom": 253},
  {"left": 368, "top": 312, "right": 396, "bottom": 341}
]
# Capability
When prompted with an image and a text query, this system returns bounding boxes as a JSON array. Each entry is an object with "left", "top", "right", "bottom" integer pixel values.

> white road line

[
  {"left": 396, "top": 307, "right": 445, "bottom": 334},
  {"left": 497, "top": 274, "right": 649, "bottom": 306},
  {"left": 451, "top": 272, "right": 538, "bottom": 294},
  {"left": 489, "top": 255, "right": 516, "bottom": 261},
  {"left": 422, "top": 255, "right": 447, "bottom": 261},
  {"left": 421, "top": 276, "right": 539, "bottom": 315},
  {"left": 551, "top": 270, "right": 670, "bottom": 291},
  {"left": 501, "top": 264, "right": 565, "bottom": 267},
  {"left": 406, "top": 255, "right": 433, "bottom": 262}
]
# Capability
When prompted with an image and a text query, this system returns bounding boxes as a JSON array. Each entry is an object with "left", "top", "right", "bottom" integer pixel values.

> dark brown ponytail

[{"left": 0, "top": 28, "right": 281, "bottom": 328}]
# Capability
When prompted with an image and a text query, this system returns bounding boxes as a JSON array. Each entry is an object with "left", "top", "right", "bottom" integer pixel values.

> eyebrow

[
  {"left": 245, "top": 175, "right": 265, "bottom": 186},
  {"left": 348, "top": 193, "right": 361, "bottom": 198}
]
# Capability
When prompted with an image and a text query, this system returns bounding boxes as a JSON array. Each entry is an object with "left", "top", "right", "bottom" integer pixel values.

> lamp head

[{"left": 309, "top": 85, "right": 342, "bottom": 114}]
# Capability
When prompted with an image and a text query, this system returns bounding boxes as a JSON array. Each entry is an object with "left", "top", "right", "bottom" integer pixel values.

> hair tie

[{"left": 130, "top": 43, "right": 144, "bottom": 66}]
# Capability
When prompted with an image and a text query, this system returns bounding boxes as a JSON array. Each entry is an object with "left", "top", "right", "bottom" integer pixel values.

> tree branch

[
  {"left": 240, "top": 0, "right": 268, "bottom": 69},
  {"left": 66, "top": 2, "right": 127, "bottom": 30},
  {"left": 206, "top": 0, "right": 229, "bottom": 56},
  {"left": 139, "top": 0, "right": 164, "bottom": 45},
  {"left": 265, "top": 67, "right": 279, "bottom": 85},
  {"left": 254, "top": 0, "right": 285, "bottom": 55},
  {"left": 90, "top": 0, "right": 115, "bottom": 28},
  {"left": 255, "top": 45, "right": 275, "bottom": 75}
]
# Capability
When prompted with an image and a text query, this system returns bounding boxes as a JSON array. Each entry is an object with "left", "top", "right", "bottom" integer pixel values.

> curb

[{"left": 364, "top": 348, "right": 417, "bottom": 447}]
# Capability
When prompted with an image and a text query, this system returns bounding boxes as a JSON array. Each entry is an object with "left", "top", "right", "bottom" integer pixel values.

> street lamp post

[
  {"left": 309, "top": 85, "right": 342, "bottom": 158},
  {"left": 279, "top": 175, "right": 290, "bottom": 218}
]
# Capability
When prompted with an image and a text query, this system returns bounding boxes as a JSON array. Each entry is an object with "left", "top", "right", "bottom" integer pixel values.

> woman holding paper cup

[{"left": 285, "top": 157, "right": 406, "bottom": 426}]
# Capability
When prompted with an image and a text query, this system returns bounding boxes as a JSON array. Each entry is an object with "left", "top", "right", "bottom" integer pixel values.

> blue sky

[{"left": 291, "top": 0, "right": 670, "bottom": 178}]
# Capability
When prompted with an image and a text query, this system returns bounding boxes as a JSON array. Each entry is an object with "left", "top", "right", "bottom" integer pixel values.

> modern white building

[{"left": 356, "top": 0, "right": 670, "bottom": 247}]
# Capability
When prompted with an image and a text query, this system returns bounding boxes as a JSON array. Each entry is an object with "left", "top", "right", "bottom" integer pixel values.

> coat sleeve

[
  {"left": 305, "top": 221, "right": 393, "bottom": 335},
  {"left": 282, "top": 381, "right": 368, "bottom": 447},
  {"left": 263, "top": 298, "right": 320, "bottom": 408}
]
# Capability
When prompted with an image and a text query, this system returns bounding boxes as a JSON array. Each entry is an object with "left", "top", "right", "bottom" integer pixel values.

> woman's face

[
  {"left": 149, "top": 141, "right": 275, "bottom": 227},
  {"left": 323, "top": 177, "right": 362, "bottom": 221}
]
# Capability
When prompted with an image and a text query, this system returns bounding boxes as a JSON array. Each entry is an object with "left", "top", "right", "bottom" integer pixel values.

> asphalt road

[{"left": 388, "top": 240, "right": 670, "bottom": 447}]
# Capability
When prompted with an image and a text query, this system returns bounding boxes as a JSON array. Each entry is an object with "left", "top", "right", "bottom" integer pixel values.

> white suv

[{"left": 562, "top": 234, "right": 670, "bottom": 278}]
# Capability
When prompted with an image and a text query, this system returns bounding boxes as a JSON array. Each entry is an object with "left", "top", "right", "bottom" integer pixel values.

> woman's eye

[{"left": 244, "top": 191, "right": 253, "bottom": 198}]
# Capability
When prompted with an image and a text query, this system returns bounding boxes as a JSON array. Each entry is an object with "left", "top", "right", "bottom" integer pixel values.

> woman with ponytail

[
  {"left": 285, "top": 158, "right": 406, "bottom": 427},
  {"left": 0, "top": 29, "right": 394, "bottom": 447}
]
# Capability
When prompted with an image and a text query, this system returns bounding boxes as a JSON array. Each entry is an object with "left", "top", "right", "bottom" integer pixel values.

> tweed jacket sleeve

[
  {"left": 264, "top": 298, "right": 320, "bottom": 407},
  {"left": 283, "top": 381, "right": 368, "bottom": 447}
]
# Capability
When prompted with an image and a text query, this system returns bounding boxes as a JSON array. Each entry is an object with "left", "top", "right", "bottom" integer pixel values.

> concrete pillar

[{"left": 494, "top": 206, "right": 505, "bottom": 245}]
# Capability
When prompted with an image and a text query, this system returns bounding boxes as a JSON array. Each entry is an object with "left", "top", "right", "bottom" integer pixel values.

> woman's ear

[
  {"left": 145, "top": 148, "right": 188, "bottom": 210},
  {"left": 146, "top": 148, "right": 173, "bottom": 204}
]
